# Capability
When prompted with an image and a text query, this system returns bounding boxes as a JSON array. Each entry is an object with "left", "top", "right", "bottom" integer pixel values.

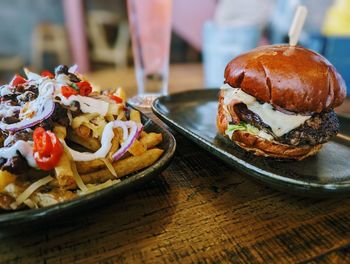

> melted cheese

[{"left": 221, "top": 84, "right": 311, "bottom": 137}]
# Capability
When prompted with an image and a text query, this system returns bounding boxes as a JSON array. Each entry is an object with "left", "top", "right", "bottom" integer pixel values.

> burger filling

[{"left": 221, "top": 84, "right": 339, "bottom": 146}]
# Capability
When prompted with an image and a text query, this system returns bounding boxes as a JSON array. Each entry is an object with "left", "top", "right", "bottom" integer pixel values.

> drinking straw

[{"left": 288, "top": 5, "right": 308, "bottom": 46}]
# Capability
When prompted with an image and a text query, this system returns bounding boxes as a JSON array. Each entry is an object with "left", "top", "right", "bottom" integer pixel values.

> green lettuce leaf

[{"left": 226, "top": 122, "right": 259, "bottom": 135}]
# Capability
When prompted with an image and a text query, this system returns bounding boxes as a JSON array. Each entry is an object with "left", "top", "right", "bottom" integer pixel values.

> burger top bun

[{"left": 224, "top": 45, "right": 346, "bottom": 114}]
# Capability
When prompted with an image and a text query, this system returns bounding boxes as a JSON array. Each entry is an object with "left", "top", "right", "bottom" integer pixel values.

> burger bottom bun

[
  {"left": 232, "top": 131, "right": 322, "bottom": 160},
  {"left": 216, "top": 91, "right": 322, "bottom": 160}
]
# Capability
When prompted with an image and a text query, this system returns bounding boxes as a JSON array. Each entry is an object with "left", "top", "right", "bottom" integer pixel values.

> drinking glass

[{"left": 127, "top": 0, "right": 172, "bottom": 108}]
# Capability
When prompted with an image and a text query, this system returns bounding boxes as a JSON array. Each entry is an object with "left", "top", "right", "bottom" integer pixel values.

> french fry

[
  {"left": 76, "top": 159, "right": 105, "bottom": 174},
  {"left": 139, "top": 132, "right": 163, "bottom": 149},
  {"left": 117, "top": 111, "right": 126, "bottom": 121},
  {"left": 0, "top": 170, "right": 16, "bottom": 192},
  {"left": 140, "top": 131, "right": 147, "bottom": 138},
  {"left": 81, "top": 148, "right": 164, "bottom": 183},
  {"left": 55, "top": 151, "right": 76, "bottom": 187},
  {"left": 115, "top": 87, "right": 126, "bottom": 101},
  {"left": 76, "top": 127, "right": 122, "bottom": 174},
  {"left": 74, "top": 125, "right": 91, "bottom": 139},
  {"left": 68, "top": 130, "right": 101, "bottom": 151},
  {"left": 53, "top": 125, "right": 75, "bottom": 187},
  {"left": 130, "top": 109, "right": 141, "bottom": 123},
  {"left": 53, "top": 125, "right": 67, "bottom": 139},
  {"left": 52, "top": 148, "right": 164, "bottom": 188},
  {"left": 32, "top": 189, "right": 77, "bottom": 207},
  {"left": 108, "top": 128, "right": 120, "bottom": 160},
  {"left": 128, "top": 139, "right": 146, "bottom": 156}
]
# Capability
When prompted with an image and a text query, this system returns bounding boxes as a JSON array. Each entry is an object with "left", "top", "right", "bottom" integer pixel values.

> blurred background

[{"left": 0, "top": 0, "right": 349, "bottom": 92}]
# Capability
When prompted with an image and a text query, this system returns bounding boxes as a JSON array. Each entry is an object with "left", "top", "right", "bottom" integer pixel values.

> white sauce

[
  {"left": 56, "top": 93, "right": 109, "bottom": 116},
  {"left": 64, "top": 121, "right": 115, "bottom": 161},
  {"left": 0, "top": 104, "right": 21, "bottom": 119},
  {"left": 18, "top": 80, "right": 55, "bottom": 120},
  {"left": 0, "top": 140, "right": 36, "bottom": 167},
  {"left": 0, "top": 85, "right": 12, "bottom": 97},
  {"left": 55, "top": 74, "right": 71, "bottom": 85},
  {"left": 221, "top": 84, "right": 311, "bottom": 137}
]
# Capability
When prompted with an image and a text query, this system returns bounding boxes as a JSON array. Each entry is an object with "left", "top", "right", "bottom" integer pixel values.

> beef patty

[{"left": 233, "top": 103, "right": 339, "bottom": 146}]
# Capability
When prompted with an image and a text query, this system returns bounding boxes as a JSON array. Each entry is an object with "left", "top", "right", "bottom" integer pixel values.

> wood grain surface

[{"left": 0, "top": 65, "right": 350, "bottom": 263}]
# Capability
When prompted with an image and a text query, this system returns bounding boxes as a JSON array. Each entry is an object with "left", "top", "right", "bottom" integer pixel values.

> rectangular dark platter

[{"left": 152, "top": 89, "right": 350, "bottom": 197}]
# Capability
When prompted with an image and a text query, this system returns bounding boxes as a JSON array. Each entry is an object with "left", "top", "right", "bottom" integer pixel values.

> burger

[{"left": 217, "top": 44, "right": 346, "bottom": 160}]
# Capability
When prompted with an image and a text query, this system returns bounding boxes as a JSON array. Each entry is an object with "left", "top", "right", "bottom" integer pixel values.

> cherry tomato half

[
  {"left": 109, "top": 95, "right": 123, "bottom": 104},
  {"left": 33, "top": 127, "right": 53, "bottom": 157},
  {"left": 11, "top": 74, "right": 27, "bottom": 86},
  {"left": 76, "top": 81, "right": 92, "bottom": 96},
  {"left": 33, "top": 127, "right": 63, "bottom": 171},
  {"left": 61, "top": 85, "right": 78, "bottom": 98},
  {"left": 41, "top": 70, "right": 55, "bottom": 79}
]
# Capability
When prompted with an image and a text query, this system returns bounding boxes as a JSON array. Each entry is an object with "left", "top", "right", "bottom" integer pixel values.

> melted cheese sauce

[{"left": 221, "top": 84, "right": 311, "bottom": 137}]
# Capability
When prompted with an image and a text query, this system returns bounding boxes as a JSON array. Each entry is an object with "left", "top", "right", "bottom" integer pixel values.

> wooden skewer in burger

[{"left": 217, "top": 6, "right": 347, "bottom": 160}]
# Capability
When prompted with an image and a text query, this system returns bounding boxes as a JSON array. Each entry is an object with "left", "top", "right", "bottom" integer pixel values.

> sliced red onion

[
  {"left": 112, "top": 121, "right": 143, "bottom": 161},
  {"left": 68, "top": 64, "right": 78, "bottom": 73},
  {"left": 0, "top": 80, "right": 56, "bottom": 132},
  {"left": 0, "top": 100, "right": 55, "bottom": 132}
]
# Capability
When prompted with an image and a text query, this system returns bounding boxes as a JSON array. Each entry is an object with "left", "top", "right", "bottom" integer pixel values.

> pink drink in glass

[{"left": 127, "top": 0, "right": 172, "bottom": 106}]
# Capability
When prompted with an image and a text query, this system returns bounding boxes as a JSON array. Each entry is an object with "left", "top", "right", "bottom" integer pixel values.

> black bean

[
  {"left": 15, "top": 85, "right": 25, "bottom": 93},
  {"left": 55, "top": 65, "right": 69, "bottom": 76},
  {"left": 37, "top": 119, "right": 54, "bottom": 131},
  {"left": 17, "top": 91, "right": 37, "bottom": 103},
  {"left": 51, "top": 103, "right": 69, "bottom": 127},
  {"left": 2, "top": 93, "right": 17, "bottom": 101},
  {"left": 2, "top": 116, "right": 19, "bottom": 124},
  {"left": 2, "top": 154, "right": 30, "bottom": 174},
  {"left": 26, "top": 85, "right": 39, "bottom": 96},
  {"left": 5, "top": 129, "right": 33, "bottom": 147},
  {"left": 68, "top": 73, "right": 81, "bottom": 83}
]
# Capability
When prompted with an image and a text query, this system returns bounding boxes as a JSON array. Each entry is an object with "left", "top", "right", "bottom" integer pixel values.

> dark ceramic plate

[
  {"left": 152, "top": 89, "right": 350, "bottom": 197},
  {"left": 0, "top": 113, "right": 176, "bottom": 227}
]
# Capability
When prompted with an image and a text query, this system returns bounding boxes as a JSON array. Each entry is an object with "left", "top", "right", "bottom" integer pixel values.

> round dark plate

[
  {"left": 0, "top": 113, "right": 176, "bottom": 227},
  {"left": 152, "top": 89, "right": 350, "bottom": 197}
]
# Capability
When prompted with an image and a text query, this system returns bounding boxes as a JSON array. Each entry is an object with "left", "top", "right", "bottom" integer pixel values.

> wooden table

[{"left": 1, "top": 64, "right": 350, "bottom": 263}]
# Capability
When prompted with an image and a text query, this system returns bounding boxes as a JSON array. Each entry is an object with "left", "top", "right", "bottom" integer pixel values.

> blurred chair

[
  {"left": 32, "top": 23, "right": 70, "bottom": 70},
  {"left": 87, "top": 10, "right": 130, "bottom": 67}
]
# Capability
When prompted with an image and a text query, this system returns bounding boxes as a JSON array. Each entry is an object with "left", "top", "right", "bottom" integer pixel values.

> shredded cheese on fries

[
  {"left": 72, "top": 113, "right": 107, "bottom": 138},
  {"left": 102, "top": 158, "right": 117, "bottom": 178},
  {"left": 11, "top": 176, "right": 53, "bottom": 209}
]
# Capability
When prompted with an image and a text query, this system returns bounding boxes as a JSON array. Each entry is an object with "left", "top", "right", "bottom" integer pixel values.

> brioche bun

[{"left": 224, "top": 45, "right": 346, "bottom": 114}]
